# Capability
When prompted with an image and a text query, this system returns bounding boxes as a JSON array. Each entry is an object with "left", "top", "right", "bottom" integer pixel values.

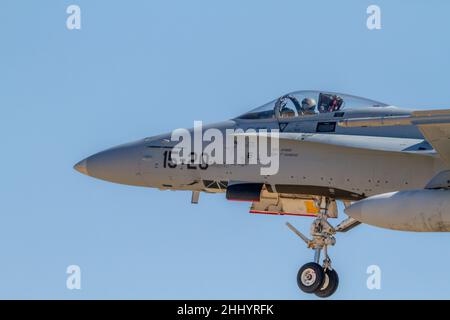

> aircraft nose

[
  {"left": 74, "top": 159, "right": 89, "bottom": 176},
  {"left": 74, "top": 141, "right": 145, "bottom": 186}
]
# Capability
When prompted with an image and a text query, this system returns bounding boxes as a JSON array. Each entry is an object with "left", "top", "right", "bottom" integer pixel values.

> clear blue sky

[{"left": 1, "top": 0, "right": 450, "bottom": 299}]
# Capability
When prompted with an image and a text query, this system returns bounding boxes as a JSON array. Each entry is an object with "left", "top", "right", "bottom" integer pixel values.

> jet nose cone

[
  {"left": 74, "top": 140, "right": 145, "bottom": 186},
  {"left": 74, "top": 159, "right": 89, "bottom": 176}
]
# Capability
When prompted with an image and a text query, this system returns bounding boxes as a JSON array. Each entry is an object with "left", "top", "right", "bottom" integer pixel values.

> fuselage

[{"left": 74, "top": 103, "right": 446, "bottom": 201}]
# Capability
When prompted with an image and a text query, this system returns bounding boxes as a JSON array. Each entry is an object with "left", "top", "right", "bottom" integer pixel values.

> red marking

[{"left": 249, "top": 210, "right": 317, "bottom": 218}]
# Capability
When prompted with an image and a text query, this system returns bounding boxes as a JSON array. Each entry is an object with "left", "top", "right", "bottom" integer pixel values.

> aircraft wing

[
  {"left": 413, "top": 110, "right": 450, "bottom": 165},
  {"left": 339, "top": 109, "right": 450, "bottom": 165}
]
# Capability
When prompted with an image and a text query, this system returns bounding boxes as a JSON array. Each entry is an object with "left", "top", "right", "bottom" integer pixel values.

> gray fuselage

[{"left": 74, "top": 105, "right": 446, "bottom": 201}]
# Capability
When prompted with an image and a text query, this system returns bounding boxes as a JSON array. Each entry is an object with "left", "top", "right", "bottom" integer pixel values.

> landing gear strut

[{"left": 287, "top": 197, "right": 340, "bottom": 298}]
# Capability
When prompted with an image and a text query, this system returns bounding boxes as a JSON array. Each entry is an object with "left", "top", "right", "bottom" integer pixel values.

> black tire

[
  {"left": 297, "top": 262, "right": 325, "bottom": 294},
  {"left": 315, "top": 268, "right": 339, "bottom": 298}
]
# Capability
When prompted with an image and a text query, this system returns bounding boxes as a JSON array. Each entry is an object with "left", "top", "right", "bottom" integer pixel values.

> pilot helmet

[{"left": 301, "top": 98, "right": 317, "bottom": 112}]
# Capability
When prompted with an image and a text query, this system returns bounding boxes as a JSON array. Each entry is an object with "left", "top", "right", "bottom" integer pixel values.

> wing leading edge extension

[
  {"left": 232, "top": 132, "right": 431, "bottom": 155},
  {"left": 339, "top": 109, "right": 450, "bottom": 166}
]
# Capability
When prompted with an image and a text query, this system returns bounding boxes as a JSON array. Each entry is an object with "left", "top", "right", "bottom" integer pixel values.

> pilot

[{"left": 301, "top": 98, "right": 317, "bottom": 115}]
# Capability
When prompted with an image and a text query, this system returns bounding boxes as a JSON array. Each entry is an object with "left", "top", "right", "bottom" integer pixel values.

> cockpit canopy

[{"left": 236, "top": 90, "right": 389, "bottom": 120}]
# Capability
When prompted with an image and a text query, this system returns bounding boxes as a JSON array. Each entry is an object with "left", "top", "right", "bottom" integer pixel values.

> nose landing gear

[{"left": 287, "top": 197, "right": 340, "bottom": 298}]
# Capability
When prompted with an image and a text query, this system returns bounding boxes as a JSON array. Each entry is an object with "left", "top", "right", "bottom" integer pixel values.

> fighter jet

[{"left": 74, "top": 90, "right": 450, "bottom": 298}]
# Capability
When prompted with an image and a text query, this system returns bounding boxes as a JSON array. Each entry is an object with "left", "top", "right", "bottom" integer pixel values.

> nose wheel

[
  {"left": 297, "top": 262, "right": 325, "bottom": 293},
  {"left": 315, "top": 268, "right": 339, "bottom": 298},
  {"left": 287, "top": 197, "right": 340, "bottom": 298}
]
